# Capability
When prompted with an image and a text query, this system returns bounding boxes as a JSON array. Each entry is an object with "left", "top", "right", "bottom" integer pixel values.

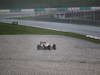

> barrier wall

[
  {"left": 0, "top": 7, "right": 100, "bottom": 17},
  {"left": 0, "top": 9, "right": 10, "bottom": 13},
  {"left": 0, "top": 7, "right": 100, "bottom": 13}
]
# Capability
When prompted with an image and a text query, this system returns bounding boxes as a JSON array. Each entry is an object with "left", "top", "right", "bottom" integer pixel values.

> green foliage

[{"left": 0, "top": 0, "right": 99, "bottom": 8}]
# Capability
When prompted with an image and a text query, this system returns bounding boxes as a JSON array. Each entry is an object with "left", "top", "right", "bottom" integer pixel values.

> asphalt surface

[{"left": 0, "top": 35, "right": 100, "bottom": 75}]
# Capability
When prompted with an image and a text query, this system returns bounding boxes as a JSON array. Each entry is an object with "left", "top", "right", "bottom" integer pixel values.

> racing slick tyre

[
  {"left": 47, "top": 45, "right": 51, "bottom": 50},
  {"left": 37, "top": 45, "right": 41, "bottom": 50},
  {"left": 52, "top": 44, "right": 56, "bottom": 50}
]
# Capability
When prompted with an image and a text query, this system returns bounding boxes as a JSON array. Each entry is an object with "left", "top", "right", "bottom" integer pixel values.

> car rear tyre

[{"left": 52, "top": 44, "right": 56, "bottom": 50}]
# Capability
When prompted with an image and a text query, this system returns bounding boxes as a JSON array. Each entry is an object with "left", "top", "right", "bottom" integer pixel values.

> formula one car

[{"left": 37, "top": 42, "right": 56, "bottom": 50}]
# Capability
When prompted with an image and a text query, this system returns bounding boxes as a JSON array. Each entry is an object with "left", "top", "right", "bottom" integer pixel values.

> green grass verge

[{"left": 0, "top": 22, "right": 100, "bottom": 44}]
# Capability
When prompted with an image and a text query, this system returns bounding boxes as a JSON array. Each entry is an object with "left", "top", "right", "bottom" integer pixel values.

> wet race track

[{"left": 0, "top": 35, "right": 100, "bottom": 75}]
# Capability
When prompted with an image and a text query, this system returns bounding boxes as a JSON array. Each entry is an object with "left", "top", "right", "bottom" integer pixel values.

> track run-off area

[{"left": 0, "top": 35, "right": 100, "bottom": 75}]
